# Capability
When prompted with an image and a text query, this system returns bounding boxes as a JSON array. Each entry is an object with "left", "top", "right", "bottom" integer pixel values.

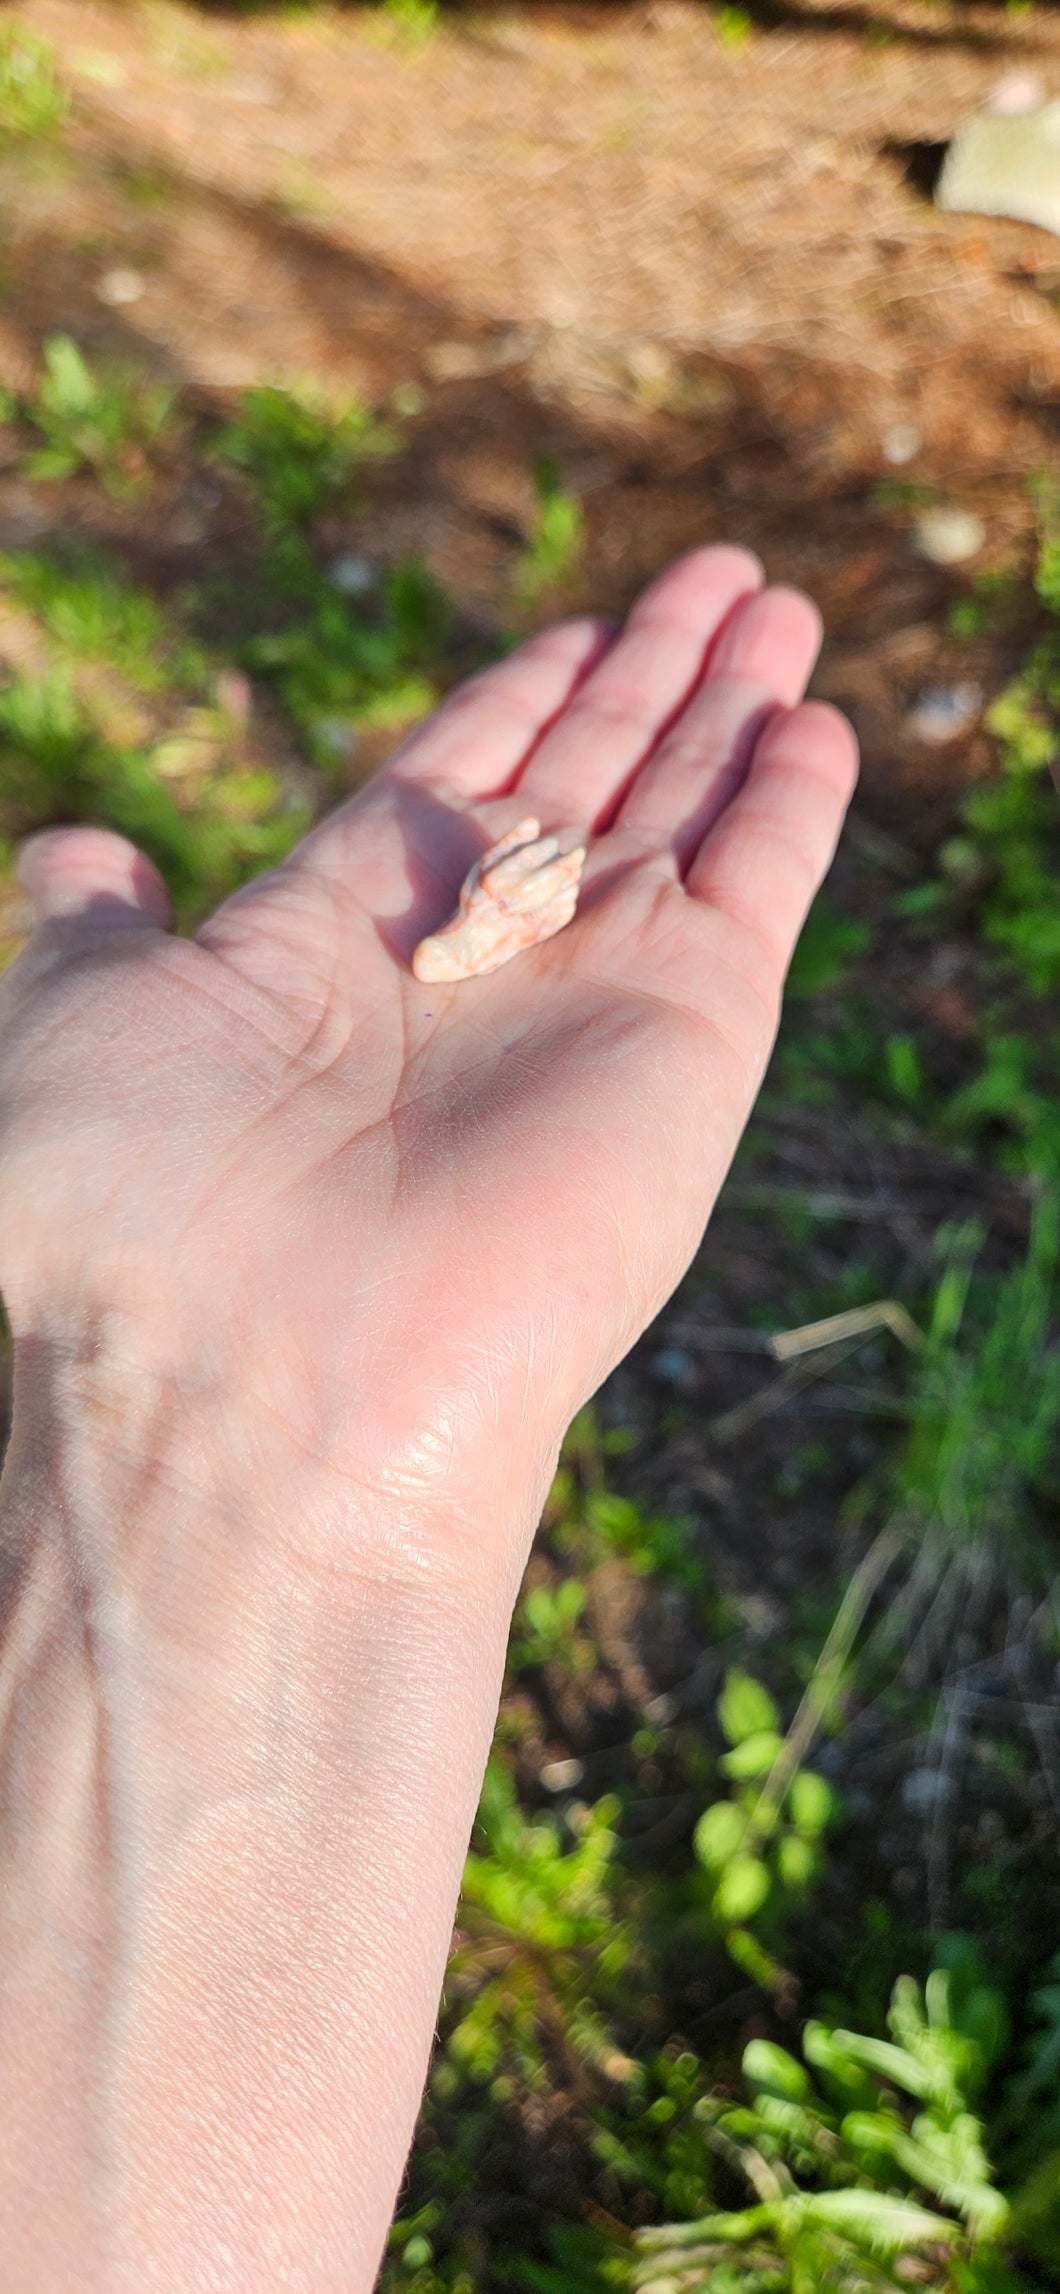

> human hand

[
  {"left": 0, "top": 546, "right": 856, "bottom": 2289},
  {"left": 0, "top": 546, "right": 855, "bottom": 1543}
]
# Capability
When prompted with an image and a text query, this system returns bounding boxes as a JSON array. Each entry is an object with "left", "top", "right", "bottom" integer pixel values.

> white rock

[
  {"left": 328, "top": 552, "right": 377, "bottom": 597},
  {"left": 97, "top": 268, "right": 146, "bottom": 308},
  {"left": 904, "top": 683, "right": 982, "bottom": 745},
  {"left": 883, "top": 423, "right": 922, "bottom": 467},
  {"left": 540, "top": 1757, "right": 585, "bottom": 1792},
  {"left": 913, "top": 507, "right": 985, "bottom": 566},
  {"left": 938, "top": 99, "right": 1060, "bottom": 238}
]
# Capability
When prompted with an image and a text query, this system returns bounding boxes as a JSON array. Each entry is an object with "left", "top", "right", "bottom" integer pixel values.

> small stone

[
  {"left": 882, "top": 422, "right": 922, "bottom": 466},
  {"left": 412, "top": 818, "right": 585, "bottom": 984},
  {"left": 904, "top": 682, "right": 982, "bottom": 746},
  {"left": 650, "top": 1345, "right": 697, "bottom": 1388},
  {"left": 540, "top": 1757, "right": 584, "bottom": 1792},
  {"left": 97, "top": 268, "right": 146, "bottom": 309},
  {"left": 937, "top": 100, "right": 1060, "bottom": 239},
  {"left": 328, "top": 552, "right": 377, "bottom": 597},
  {"left": 901, "top": 1766, "right": 958, "bottom": 1816},
  {"left": 913, "top": 506, "right": 986, "bottom": 566}
]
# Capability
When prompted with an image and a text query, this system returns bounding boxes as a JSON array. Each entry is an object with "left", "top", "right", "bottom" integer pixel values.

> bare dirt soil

[{"left": 9, "top": 0, "right": 1060, "bottom": 816}]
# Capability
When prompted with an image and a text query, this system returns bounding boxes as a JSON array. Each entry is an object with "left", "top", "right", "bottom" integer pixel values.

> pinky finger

[
  {"left": 17, "top": 827, "right": 173, "bottom": 933},
  {"left": 685, "top": 700, "right": 858, "bottom": 978}
]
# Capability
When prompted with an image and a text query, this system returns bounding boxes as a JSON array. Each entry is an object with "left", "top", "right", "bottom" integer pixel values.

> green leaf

[
  {"left": 693, "top": 1798, "right": 748, "bottom": 1873},
  {"left": 775, "top": 1832, "right": 815, "bottom": 1891},
  {"left": 41, "top": 334, "right": 96, "bottom": 416},
  {"left": 718, "top": 1670, "right": 781, "bottom": 1746},
  {"left": 788, "top": 1768, "right": 835, "bottom": 1837},
  {"left": 824, "top": 2028, "right": 935, "bottom": 2100},
  {"left": 712, "top": 1853, "right": 771, "bottom": 1925},
  {"left": 719, "top": 1730, "right": 784, "bottom": 1781},
  {"left": 742, "top": 2038, "right": 811, "bottom": 2103},
  {"left": 805, "top": 2188, "right": 960, "bottom": 2256}
]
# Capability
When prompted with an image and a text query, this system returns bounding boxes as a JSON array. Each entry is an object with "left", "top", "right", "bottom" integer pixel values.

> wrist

[{"left": 0, "top": 1318, "right": 549, "bottom": 2288}]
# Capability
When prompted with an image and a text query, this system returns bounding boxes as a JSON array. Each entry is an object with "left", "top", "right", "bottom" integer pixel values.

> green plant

[
  {"left": 0, "top": 21, "right": 67, "bottom": 139},
  {"left": 942, "top": 1033, "right": 1060, "bottom": 1179},
  {"left": 0, "top": 668, "right": 305, "bottom": 919},
  {"left": 634, "top": 1956, "right": 1023, "bottom": 2292},
  {"left": 18, "top": 335, "right": 177, "bottom": 493},
  {"left": 243, "top": 543, "right": 446, "bottom": 760},
  {"left": 215, "top": 380, "right": 395, "bottom": 534},
  {"left": 211, "top": 383, "right": 446, "bottom": 757},
  {"left": 380, "top": 0, "right": 438, "bottom": 39},
  {"left": 895, "top": 1202, "right": 1060, "bottom": 1582},
  {"left": 714, "top": 4, "right": 753, "bottom": 45},
  {"left": 0, "top": 549, "right": 204, "bottom": 691},
  {"left": 784, "top": 894, "right": 873, "bottom": 998},
  {"left": 545, "top": 1408, "right": 712, "bottom": 1609},
  {"left": 951, "top": 510, "right": 1060, "bottom": 999},
  {"left": 509, "top": 1577, "right": 590, "bottom": 1674},
  {"left": 693, "top": 1668, "right": 839, "bottom": 1989},
  {"left": 515, "top": 458, "right": 584, "bottom": 607},
  {"left": 443, "top": 1758, "right": 635, "bottom": 2092}
]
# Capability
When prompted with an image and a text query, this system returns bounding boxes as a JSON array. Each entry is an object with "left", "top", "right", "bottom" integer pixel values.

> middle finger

[{"left": 515, "top": 544, "right": 762, "bottom": 826}]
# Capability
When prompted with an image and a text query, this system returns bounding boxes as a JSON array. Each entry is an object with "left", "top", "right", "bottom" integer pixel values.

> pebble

[
  {"left": 97, "top": 268, "right": 147, "bottom": 309},
  {"left": 328, "top": 552, "right": 378, "bottom": 597},
  {"left": 913, "top": 506, "right": 986, "bottom": 566},
  {"left": 937, "top": 101, "right": 1060, "bottom": 241},
  {"left": 901, "top": 1766, "right": 958, "bottom": 1816},
  {"left": 904, "top": 682, "right": 982, "bottom": 746},
  {"left": 650, "top": 1346, "right": 697, "bottom": 1389},
  {"left": 540, "top": 1757, "right": 585, "bottom": 1793},
  {"left": 882, "top": 423, "right": 922, "bottom": 466}
]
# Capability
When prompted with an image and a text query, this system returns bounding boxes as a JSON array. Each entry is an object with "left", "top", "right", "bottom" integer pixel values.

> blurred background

[{"left": 1, "top": 2, "right": 1059, "bottom": 2286}]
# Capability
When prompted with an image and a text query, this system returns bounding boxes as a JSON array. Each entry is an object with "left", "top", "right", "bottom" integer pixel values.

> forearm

[{"left": 0, "top": 1345, "right": 543, "bottom": 2291}]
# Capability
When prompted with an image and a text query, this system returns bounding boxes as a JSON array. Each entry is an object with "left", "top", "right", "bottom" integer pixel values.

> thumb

[{"left": 17, "top": 827, "right": 173, "bottom": 934}]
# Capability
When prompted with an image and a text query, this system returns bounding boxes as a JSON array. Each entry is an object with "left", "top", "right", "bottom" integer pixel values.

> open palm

[{"left": 0, "top": 546, "right": 856, "bottom": 1549}]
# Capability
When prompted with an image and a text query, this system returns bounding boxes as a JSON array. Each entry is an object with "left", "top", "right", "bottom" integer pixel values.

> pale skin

[{"left": 0, "top": 546, "right": 857, "bottom": 2290}]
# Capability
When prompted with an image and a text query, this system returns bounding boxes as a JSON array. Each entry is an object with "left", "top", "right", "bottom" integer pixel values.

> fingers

[
  {"left": 388, "top": 615, "right": 615, "bottom": 798},
  {"left": 18, "top": 828, "right": 173, "bottom": 934},
  {"left": 616, "top": 587, "right": 822, "bottom": 865},
  {"left": 685, "top": 700, "right": 858, "bottom": 981},
  {"left": 514, "top": 546, "right": 763, "bottom": 825}
]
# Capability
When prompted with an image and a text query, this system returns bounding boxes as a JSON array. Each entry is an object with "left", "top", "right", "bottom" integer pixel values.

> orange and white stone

[{"left": 412, "top": 817, "right": 585, "bottom": 983}]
